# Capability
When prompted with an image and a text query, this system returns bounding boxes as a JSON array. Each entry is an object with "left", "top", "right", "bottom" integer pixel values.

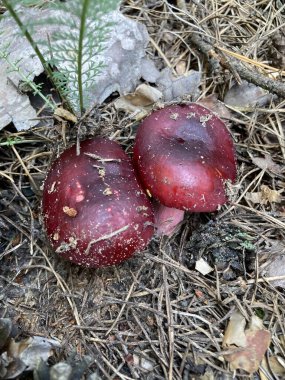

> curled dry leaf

[
  {"left": 266, "top": 356, "right": 285, "bottom": 377},
  {"left": 223, "top": 312, "right": 247, "bottom": 347},
  {"left": 114, "top": 83, "right": 162, "bottom": 119},
  {"left": 175, "top": 60, "right": 187, "bottom": 76},
  {"left": 223, "top": 312, "right": 271, "bottom": 373},
  {"left": 54, "top": 107, "right": 77, "bottom": 123},
  {"left": 246, "top": 184, "right": 283, "bottom": 204},
  {"left": 115, "top": 68, "right": 202, "bottom": 121}
]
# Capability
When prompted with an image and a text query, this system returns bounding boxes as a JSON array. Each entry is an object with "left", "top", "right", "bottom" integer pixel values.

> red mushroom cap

[
  {"left": 42, "top": 138, "right": 154, "bottom": 268},
  {"left": 133, "top": 103, "right": 237, "bottom": 212}
]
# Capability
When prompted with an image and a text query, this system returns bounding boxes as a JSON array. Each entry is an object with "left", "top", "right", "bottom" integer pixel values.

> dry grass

[{"left": 0, "top": 0, "right": 285, "bottom": 379}]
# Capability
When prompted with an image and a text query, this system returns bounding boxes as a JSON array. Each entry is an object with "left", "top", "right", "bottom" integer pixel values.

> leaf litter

[
  {"left": 0, "top": 6, "right": 201, "bottom": 131},
  {"left": 0, "top": 0, "right": 285, "bottom": 379},
  {"left": 222, "top": 312, "right": 271, "bottom": 374}
]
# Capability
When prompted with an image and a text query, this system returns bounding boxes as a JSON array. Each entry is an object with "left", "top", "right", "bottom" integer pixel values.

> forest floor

[{"left": 0, "top": 0, "right": 285, "bottom": 379}]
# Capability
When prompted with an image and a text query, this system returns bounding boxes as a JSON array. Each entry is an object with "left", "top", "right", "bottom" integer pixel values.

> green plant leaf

[
  {"left": 37, "top": 0, "right": 120, "bottom": 114},
  {"left": 3, "top": 0, "right": 120, "bottom": 115}
]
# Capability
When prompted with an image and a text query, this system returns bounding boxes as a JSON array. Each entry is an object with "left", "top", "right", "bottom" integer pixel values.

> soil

[{"left": 0, "top": 1, "right": 285, "bottom": 379}]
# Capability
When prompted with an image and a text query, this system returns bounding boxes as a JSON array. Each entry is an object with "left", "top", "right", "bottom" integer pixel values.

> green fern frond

[
  {"left": 1, "top": 0, "right": 66, "bottom": 105},
  {"left": 0, "top": 47, "right": 56, "bottom": 110},
  {"left": 39, "top": 0, "right": 120, "bottom": 114},
  {"left": 3, "top": 0, "right": 120, "bottom": 116}
]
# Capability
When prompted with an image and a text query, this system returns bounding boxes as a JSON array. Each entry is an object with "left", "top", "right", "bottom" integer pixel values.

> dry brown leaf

[
  {"left": 250, "top": 153, "right": 282, "bottom": 175},
  {"left": 223, "top": 312, "right": 271, "bottom": 373},
  {"left": 124, "top": 84, "right": 162, "bottom": 107},
  {"left": 269, "top": 356, "right": 285, "bottom": 376},
  {"left": 246, "top": 184, "right": 283, "bottom": 204},
  {"left": 114, "top": 83, "right": 162, "bottom": 118},
  {"left": 223, "top": 312, "right": 247, "bottom": 347}
]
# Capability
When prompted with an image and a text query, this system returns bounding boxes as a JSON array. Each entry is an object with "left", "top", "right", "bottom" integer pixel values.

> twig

[
  {"left": 189, "top": 32, "right": 285, "bottom": 97},
  {"left": 84, "top": 225, "right": 129, "bottom": 255},
  {"left": 105, "top": 265, "right": 145, "bottom": 336},
  {"left": 162, "top": 265, "right": 174, "bottom": 380},
  {"left": 84, "top": 152, "right": 121, "bottom": 163}
]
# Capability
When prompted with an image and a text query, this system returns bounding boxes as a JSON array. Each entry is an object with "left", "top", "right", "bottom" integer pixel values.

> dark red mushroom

[
  {"left": 42, "top": 138, "right": 154, "bottom": 268},
  {"left": 133, "top": 103, "right": 237, "bottom": 234}
]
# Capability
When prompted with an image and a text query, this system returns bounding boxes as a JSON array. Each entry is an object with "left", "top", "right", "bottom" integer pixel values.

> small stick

[
  {"left": 84, "top": 225, "right": 129, "bottom": 255},
  {"left": 84, "top": 152, "right": 121, "bottom": 163}
]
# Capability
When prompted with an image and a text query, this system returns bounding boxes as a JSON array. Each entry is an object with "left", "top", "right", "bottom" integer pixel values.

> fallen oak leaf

[{"left": 223, "top": 312, "right": 271, "bottom": 373}]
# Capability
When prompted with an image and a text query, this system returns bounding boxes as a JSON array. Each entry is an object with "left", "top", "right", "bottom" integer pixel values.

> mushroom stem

[{"left": 154, "top": 201, "right": 185, "bottom": 236}]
